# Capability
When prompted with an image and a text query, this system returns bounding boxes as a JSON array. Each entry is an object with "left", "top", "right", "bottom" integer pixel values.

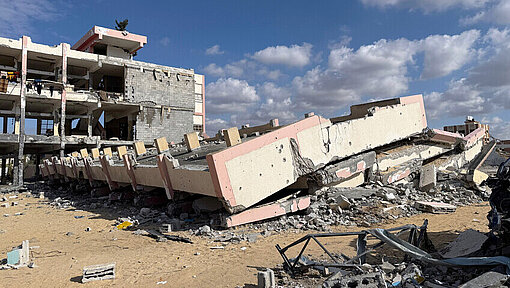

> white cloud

[
  {"left": 424, "top": 78, "right": 488, "bottom": 119},
  {"left": 202, "top": 60, "right": 249, "bottom": 78},
  {"left": 360, "top": 0, "right": 490, "bottom": 12},
  {"left": 292, "top": 30, "right": 480, "bottom": 112},
  {"left": 205, "top": 44, "right": 224, "bottom": 55},
  {"left": 160, "top": 37, "right": 170, "bottom": 47},
  {"left": 205, "top": 78, "right": 259, "bottom": 114},
  {"left": 293, "top": 38, "right": 418, "bottom": 111},
  {"left": 205, "top": 118, "right": 228, "bottom": 134},
  {"left": 420, "top": 30, "right": 480, "bottom": 79},
  {"left": 482, "top": 116, "right": 510, "bottom": 139},
  {"left": 203, "top": 63, "right": 225, "bottom": 77},
  {"left": 462, "top": 0, "right": 510, "bottom": 25},
  {"left": 204, "top": 82, "right": 297, "bottom": 136},
  {"left": 254, "top": 82, "right": 296, "bottom": 122},
  {"left": 424, "top": 29, "right": 510, "bottom": 120},
  {"left": 251, "top": 43, "right": 313, "bottom": 67},
  {"left": 0, "top": 0, "right": 58, "bottom": 37}
]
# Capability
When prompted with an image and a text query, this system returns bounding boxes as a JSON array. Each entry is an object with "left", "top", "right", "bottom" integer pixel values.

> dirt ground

[{"left": 0, "top": 190, "right": 490, "bottom": 288}]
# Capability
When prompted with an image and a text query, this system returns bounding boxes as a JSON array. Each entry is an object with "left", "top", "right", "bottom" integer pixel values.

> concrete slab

[
  {"left": 419, "top": 164, "right": 437, "bottom": 191},
  {"left": 222, "top": 196, "right": 310, "bottom": 227}
]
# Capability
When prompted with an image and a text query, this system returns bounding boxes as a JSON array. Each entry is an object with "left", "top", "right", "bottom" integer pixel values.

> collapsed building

[
  {"left": 38, "top": 94, "right": 497, "bottom": 228},
  {"left": 0, "top": 26, "right": 206, "bottom": 186}
]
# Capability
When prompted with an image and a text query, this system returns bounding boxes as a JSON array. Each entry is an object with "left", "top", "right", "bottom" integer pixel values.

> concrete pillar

[
  {"left": 36, "top": 119, "right": 41, "bottom": 135},
  {"left": 127, "top": 114, "right": 133, "bottom": 140},
  {"left": 14, "top": 114, "right": 20, "bottom": 135},
  {"left": 87, "top": 112, "right": 93, "bottom": 137},
  {"left": 60, "top": 43, "right": 69, "bottom": 158},
  {"left": 35, "top": 154, "right": 40, "bottom": 179},
  {"left": 14, "top": 36, "right": 28, "bottom": 186},
  {"left": 1, "top": 157, "right": 6, "bottom": 184},
  {"left": 53, "top": 109, "right": 59, "bottom": 136},
  {"left": 13, "top": 154, "right": 19, "bottom": 185}
]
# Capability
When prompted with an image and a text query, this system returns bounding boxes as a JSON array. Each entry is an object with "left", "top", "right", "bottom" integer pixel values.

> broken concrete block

[
  {"left": 222, "top": 196, "right": 311, "bottom": 227},
  {"left": 116, "top": 146, "right": 127, "bottom": 158},
  {"left": 134, "top": 141, "right": 147, "bottom": 156},
  {"left": 419, "top": 164, "right": 437, "bottom": 192},
  {"left": 314, "top": 151, "right": 375, "bottom": 187},
  {"left": 154, "top": 137, "right": 169, "bottom": 153},
  {"left": 82, "top": 263, "right": 115, "bottom": 283},
  {"left": 470, "top": 169, "right": 489, "bottom": 186},
  {"left": 459, "top": 271, "right": 509, "bottom": 288},
  {"left": 103, "top": 147, "right": 113, "bottom": 157},
  {"left": 184, "top": 132, "right": 200, "bottom": 151},
  {"left": 91, "top": 148, "right": 100, "bottom": 160},
  {"left": 415, "top": 201, "right": 456, "bottom": 214},
  {"left": 79, "top": 148, "right": 89, "bottom": 159},
  {"left": 257, "top": 268, "right": 275, "bottom": 288},
  {"left": 224, "top": 127, "right": 242, "bottom": 147},
  {"left": 440, "top": 229, "right": 488, "bottom": 258},
  {"left": 329, "top": 194, "right": 351, "bottom": 210},
  {"left": 160, "top": 223, "right": 173, "bottom": 233}
]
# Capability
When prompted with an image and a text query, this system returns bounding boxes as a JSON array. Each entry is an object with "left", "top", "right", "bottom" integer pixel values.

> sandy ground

[{"left": 0, "top": 190, "right": 490, "bottom": 288}]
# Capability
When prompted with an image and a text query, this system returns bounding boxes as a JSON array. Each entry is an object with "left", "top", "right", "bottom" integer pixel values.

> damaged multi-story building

[
  {"left": 0, "top": 26, "right": 205, "bottom": 185},
  {"left": 444, "top": 116, "right": 490, "bottom": 143}
]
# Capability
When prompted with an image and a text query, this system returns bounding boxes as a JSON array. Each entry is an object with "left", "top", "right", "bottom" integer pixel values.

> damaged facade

[{"left": 0, "top": 26, "right": 205, "bottom": 185}]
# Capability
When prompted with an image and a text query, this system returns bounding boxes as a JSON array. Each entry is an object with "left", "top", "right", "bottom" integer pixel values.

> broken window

[{"left": 40, "top": 119, "right": 53, "bottom": 136}]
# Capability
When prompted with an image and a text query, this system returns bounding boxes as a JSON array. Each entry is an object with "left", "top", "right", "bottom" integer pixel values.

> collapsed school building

[
  {"left": 39, "top": 93, "right": 497, "bottom": 227},
  {"left": 0, "top": 26, "right": 205, "bottom": 186}
]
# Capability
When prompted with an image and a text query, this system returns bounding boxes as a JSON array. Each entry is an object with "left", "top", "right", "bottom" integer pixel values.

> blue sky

[{"left": 1, "top": 0, "right": 510, "bottom": 138}]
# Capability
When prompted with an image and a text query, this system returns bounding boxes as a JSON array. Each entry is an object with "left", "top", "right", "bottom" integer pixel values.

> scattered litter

[
  {"left": 2, "top": 240, "right": 30, "bottom": 269},
  {"left": 137, "top": 229, "right": 192, "bottom": 244},
  {"left": 116, "top": 221, "right": 133, "bottom": 230},
  {"left": 82, "top": 263, "right": 115, "bottom": 283}
]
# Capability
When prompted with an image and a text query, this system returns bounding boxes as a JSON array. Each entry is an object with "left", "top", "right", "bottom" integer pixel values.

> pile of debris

[
  {"left": 36, "top": 95, "right": 490, "bottom": 227},
  {"left": 268, "top": 157, "right": 510, "bottom": 288}
]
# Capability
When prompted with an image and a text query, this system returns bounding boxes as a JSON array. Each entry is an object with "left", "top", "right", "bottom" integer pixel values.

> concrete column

[
  {"left": 14, "top": 35, "right": 28, "bottom": 186},
  {"left": 35, "top": 154, "right": 40, "bottom": 179},
  {"left": 1, "top": 157, "right": 6, "bottom": 184},
  {"left": 127, "top": 114, "right": 133, "bottom": 140},
  {"left": 13, "top": 154, "right": 19, "bottom": 185},
  {"left": 53, "top": 109, "right": 59, "bottom": 136},
  {"left": 88, "top": 70, "right": 93, "bottom": 90},
  {"left": 60, "top": 43, "right": 68, "bottom": 158},
  {"left": 87, "top": 111, "right": 93, "bottom": 137},
  {"left": 36, "top": 119, "right": 41, "bottom": 135}
]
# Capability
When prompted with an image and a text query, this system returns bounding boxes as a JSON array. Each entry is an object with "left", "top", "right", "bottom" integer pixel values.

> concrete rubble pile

[
  {"left": 38, "top": 94, "right": 497, "bottom": 229},
  {"left": 269, "top": 158, "right": 510, "bottom": 288}
]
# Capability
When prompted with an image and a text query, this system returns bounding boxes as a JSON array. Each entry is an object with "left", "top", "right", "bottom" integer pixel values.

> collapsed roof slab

[
  {"left": 42, "top": 94, "right": 428, "bottom": 216},
  {"left": 313, "top": 151, "right": 376, "bottom": 187},
  {"left": 435, "top": 128, "right": 486, "bottom": 171},
  {"left": 207, "top": 94, "right": 427, "bottom": 213}
]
